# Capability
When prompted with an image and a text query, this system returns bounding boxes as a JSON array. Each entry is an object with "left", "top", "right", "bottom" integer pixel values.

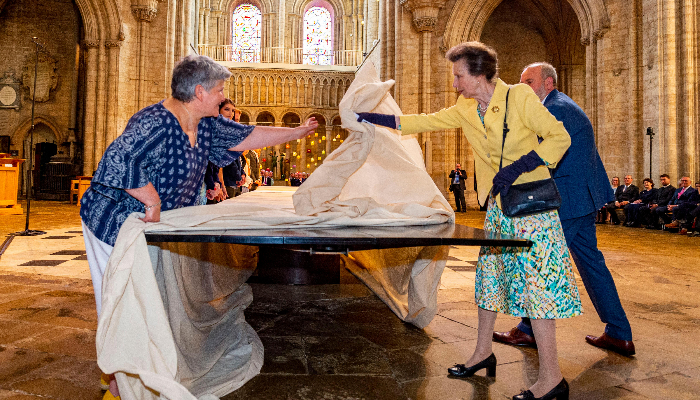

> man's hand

[{"left": 650, "top": 204, "right": 658, "bottom": 210}]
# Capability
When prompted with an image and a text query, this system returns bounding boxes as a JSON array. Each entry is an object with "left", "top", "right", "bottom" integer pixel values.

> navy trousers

[{"left": 517, "top": 212, "right": 633, "bottom": 341}]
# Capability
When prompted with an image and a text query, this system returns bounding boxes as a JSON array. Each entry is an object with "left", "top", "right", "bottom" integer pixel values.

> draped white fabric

[{"left": 95, "top": 62, "right": 453, "bottom": 400}]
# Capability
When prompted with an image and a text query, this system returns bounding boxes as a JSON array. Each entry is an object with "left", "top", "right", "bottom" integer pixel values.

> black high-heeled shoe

[
  {"left": 512, "top": 378, "right": 569, "bottom": 400},
  {"left": 447, "top": 353, "right": 497, "bottom": 378}
]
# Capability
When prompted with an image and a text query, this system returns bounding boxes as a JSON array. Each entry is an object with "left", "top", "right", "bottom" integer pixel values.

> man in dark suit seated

[
  {"left": 448, "top": 163, "right": 467, "bottom": 212},
  {"left": 493, "top": 62, "right": 635, "bottom": 357},
  {"left": 641, "top": 174, "right": 675, "bottom": 229},
  {"left": 663, "top": 177, "right": 699, "bottom": 232},
  {"left": 605, "top": 175, "right": 639, "bottom": 224}
]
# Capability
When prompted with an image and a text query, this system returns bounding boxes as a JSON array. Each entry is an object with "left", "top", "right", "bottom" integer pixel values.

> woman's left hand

[
  {"left": 492, "top": 150, "right": 545, "bottom": 197},
  {"left": 294, "top": 117, "right": 319, "bottom": 139}
]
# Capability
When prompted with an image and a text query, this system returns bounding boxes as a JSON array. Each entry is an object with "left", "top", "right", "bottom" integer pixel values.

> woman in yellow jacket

[{"left": 357, "top": 42, "right": 581, "bottom": 400}]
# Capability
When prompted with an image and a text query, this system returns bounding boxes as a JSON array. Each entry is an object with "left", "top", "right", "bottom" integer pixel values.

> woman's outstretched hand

[
  {"left": 295, "top": 117, "right": 319, "bottom": 139},
  {"left": 356, "top": 112, "right": 397, "bottom": 129}
]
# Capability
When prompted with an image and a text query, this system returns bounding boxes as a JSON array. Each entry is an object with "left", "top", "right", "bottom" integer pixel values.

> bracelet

[{"left": 144, "top": 201, "right": 161, "bottom": 211}]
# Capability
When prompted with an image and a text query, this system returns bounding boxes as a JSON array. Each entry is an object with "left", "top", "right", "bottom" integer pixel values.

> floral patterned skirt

[{"left": 475, "top": 197, "right": 583, "bottom": 319}]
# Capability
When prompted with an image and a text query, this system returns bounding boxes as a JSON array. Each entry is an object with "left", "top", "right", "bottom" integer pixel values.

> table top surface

[{"left": 144, "top": 223, "right": 532, "bottom": 251}]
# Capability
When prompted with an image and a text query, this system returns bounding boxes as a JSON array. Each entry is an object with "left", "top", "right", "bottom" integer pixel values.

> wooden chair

[{"left": 69, "top": 180, "right": 80, "bottom": 204}]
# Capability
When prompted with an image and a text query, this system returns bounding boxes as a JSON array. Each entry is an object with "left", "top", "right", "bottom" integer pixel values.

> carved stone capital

[
  {"left": 400, "top": 0, "right": 444, "bottom": 33},
  {"left": 413, "top": 16, "right": 437, "bottom": 33},
  {"left": 105, "top": 40, "right": 122, "bottom": 48},
  {"left": 581, "top": 36, "right": 591, "bottom": 46},
  {"left": 593, "top": 27, "right": 609, "bottom": 41},
  {"left": 82, "top": 39, "right": 100, "bottom": 48},
  {"left": 131, "top": 5, "right": 158, "bottom": 22}
]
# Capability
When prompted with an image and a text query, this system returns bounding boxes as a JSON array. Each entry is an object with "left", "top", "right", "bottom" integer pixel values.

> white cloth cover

[{"left": 96, "top": 61, "right": 453, "bottom": 400}]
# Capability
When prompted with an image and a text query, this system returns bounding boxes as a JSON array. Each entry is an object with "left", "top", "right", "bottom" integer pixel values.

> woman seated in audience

[{"left": 624, "top": 178, "right": 657, "bottom": 227}]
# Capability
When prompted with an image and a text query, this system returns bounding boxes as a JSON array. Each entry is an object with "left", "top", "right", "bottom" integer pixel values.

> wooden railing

[{"left": 197, "top": 45, "right": 363, "bottom": 66}]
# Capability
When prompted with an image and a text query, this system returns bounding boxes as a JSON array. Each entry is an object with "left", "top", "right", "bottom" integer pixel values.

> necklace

[
  {"left": 180, "top": 102, "right": 198, "bottom": 148},
  {"left": 477, "top": 103, "right": 488, "bottom": 114}
]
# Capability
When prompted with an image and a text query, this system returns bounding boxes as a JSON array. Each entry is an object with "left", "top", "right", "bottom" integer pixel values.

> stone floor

[{"left": 0, "top": 201, "right": 699, "bottom": 399}]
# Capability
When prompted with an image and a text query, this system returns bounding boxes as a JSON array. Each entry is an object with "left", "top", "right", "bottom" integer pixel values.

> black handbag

[{"left": 497, "top": 89, "right": 561, "bottom": 218}]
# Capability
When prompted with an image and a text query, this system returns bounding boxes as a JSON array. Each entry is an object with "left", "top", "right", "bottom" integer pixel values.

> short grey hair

[
  {"left": 524, "top": 62, "right": 558, "bottom": 87},
  {"left": 171, "top": 55, "right": 232, "bottom": 102}
]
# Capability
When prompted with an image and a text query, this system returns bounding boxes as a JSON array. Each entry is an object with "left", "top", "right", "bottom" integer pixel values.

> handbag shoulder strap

[{"left": 499, "top": 88, "right": 511, "bottom": 171}]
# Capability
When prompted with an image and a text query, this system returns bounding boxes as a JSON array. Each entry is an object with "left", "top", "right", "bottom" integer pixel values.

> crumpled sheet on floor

[{"left": 96, "top": 61, "right": 454, "bottom": 400}]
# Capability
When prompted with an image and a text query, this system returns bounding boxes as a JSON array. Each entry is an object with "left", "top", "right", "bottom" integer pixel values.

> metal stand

[
  {"left": 14, "top": 37, "right": 47, "bottom": 237},
  {"left": 646, "top": 127, "right": 655, "bottom": 179}
]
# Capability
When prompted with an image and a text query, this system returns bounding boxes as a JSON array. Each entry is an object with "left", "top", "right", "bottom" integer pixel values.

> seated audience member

[
  {"left": 687, "top": 203, "right": 700, "bottom": 237},
  {"left": 597, "top": 176, "right": 620, "bottom": 223},
  {"left": 642, "top": 174, "right": 676, "bottom": 229},
  {"left": 624, "top": 178, "right": 657, "bottom": 227},
  {"left": 605, "top": 175, "right": 639, "bottom": 224},
  {"left": 664, "top": 177, "right": 700, "bottom": 232},
  {"left": 301, "top": 172, "right": 308, "bottom": 183},
  {"left": 656, "top": 176, "right": 698, "bottom": 228}
]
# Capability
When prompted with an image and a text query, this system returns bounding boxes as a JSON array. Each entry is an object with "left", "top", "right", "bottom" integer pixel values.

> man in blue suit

[{"left": 493, "top": 63, "right": 635, "bottom": 356}]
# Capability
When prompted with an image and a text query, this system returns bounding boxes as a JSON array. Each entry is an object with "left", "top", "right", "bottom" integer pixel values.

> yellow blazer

[{"left": 400, "top": 79, "right": 570, "bottom": 207}]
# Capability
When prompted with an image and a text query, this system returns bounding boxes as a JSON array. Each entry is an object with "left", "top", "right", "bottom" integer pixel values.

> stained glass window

[
  {"left": 303, "top": 7, "right": 333, "bottom": 65},
  {"left": 232, "top": 4, "right": 261, "bottom": 62}
]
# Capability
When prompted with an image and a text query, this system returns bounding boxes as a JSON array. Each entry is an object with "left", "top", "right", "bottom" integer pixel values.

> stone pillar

[
  {"left": 400, "top": 0, "right": 446, "bottom": 175},
  {"left": 300, "top": 138, "right": 307, "bottom": 173},
  {"left": 325, "top": 126, "right": 332, "bottom": 158},
  {"left": 203, "top": 8, "right": 210, "bottom": 44},
  {"left": 131, "top": 3, "right": 159, "bottom": 110},
  {"left": 82, "top": 39, "right": 99, "bottom": 175},
  {"left": 105, "top": 40, "right": 121, "bottom": 145}
]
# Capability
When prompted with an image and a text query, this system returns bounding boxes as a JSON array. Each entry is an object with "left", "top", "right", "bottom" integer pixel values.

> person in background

[
  {"left": 641, "top": 174, "right": 675, "bottom": 229},
  {"left": 449, "top": 163, "right": 467, "bottom": 212},
  {"left": 624, "top": 178, "right": 657, "bottom": 227},
  {"left": 597, "top": 176, "right": 619, "bottom": 223},
  {"left": 606, "top": 175, "right": 639, "bottom": 225}
]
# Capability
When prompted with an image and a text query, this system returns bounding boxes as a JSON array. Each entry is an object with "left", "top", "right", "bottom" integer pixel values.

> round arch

[{"left": 441, "top": 0, "right": 609, "bottom": 49}]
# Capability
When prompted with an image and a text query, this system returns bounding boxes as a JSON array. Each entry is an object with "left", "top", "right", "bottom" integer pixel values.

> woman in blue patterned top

[{"left": 82, "top": 54, "right": 317, "bottom": 398}]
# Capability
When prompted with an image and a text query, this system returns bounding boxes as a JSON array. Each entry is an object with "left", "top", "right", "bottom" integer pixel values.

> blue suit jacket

[
  {"left": 669, "top": 187, "right": 699, "bottom": 205},
  {"left": 545, "top": 90, "right": 613, "bottom": 221}
]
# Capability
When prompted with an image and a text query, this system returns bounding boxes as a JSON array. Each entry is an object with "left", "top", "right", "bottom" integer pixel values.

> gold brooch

[{"left": 491, "top": 106, "right": 500, "bottom": 113}]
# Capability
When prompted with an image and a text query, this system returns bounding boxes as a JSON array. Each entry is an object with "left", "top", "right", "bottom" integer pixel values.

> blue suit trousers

[{"left": 517, "top": 212, "right": 632, "bottom": 341}]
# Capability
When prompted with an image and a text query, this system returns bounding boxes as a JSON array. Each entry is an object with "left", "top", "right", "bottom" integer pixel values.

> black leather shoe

[
  {"left": 513, "top": 378, "right": 569, "bottom": 400},
  {"left": 448, "top": 353, "right": 496, "bottom": 378}
]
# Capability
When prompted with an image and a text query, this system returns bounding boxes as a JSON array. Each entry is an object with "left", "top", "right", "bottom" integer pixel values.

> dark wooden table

[{"left": 145, "top": 223, "right": 532, "bottom": 284}]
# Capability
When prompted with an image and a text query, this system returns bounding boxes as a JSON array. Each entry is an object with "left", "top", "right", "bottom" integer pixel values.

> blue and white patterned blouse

[{"left": 80, "top": 101, "right": 254, "bottom": 246}]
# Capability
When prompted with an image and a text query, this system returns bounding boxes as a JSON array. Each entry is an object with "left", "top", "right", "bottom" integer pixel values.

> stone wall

[{"left": 0, "top": 0, "right": 81, "bottom": 156}]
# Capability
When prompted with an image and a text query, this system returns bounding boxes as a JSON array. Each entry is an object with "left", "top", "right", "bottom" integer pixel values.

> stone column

[
  {"left": 82, "top": 39, "right": 99, "bottom": 175},
  {"left": 325, "top": 126, "right": 332, "bottom": 158},
  {"left": 203, "top": 8, "right": 210, "bottom": 44},
  {"left": 131, "top": 3, "right": 159, "bottom": 110},
  {"left": 682, "top": 0, "right": 699, "bottom": 178},
  {"left": 105, "top": 40, "right": 121, "bottom": 145},
  {"left": 400, "top": 0, "right": 446, "bottom": 175}
]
